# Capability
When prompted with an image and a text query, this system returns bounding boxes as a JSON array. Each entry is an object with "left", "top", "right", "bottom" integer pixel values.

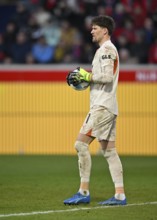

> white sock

[
  {"left": 115, "top": 193, "right": 126, "bottom": 200},
  {"left": 79, "top": 189, "right": 90, "bottom": 196}
]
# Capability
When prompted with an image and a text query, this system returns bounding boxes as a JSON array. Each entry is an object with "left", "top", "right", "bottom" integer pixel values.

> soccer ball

[
  {"left": 67, "top": 69, "right": 90, "bottom": 91},
  {"left": 70, "top": 80, "right": 90, "bottom": 91}
]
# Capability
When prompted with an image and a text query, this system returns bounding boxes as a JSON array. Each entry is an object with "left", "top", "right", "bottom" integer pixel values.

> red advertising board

[{"left": 0, "top": 66, "right": 156, "bottom": 82}]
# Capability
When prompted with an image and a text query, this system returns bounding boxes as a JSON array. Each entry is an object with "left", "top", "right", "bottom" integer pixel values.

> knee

[
  {"left": 74, "top": 141, "right": 89, "bottom": 156},
  {"left": 103, "top": 148, "right": 117, "bottom": 159},
  {"left": 103, "top": 148, "right": 123, "bottom": 170}
]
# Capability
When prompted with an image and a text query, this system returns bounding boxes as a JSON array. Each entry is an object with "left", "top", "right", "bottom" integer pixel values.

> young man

[{"left": 64, "top": 15, "right": 127, "bottom": 206}]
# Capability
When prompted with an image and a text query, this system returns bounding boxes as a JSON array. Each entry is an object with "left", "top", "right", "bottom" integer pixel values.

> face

[{"left": 91, "top": 25, "right": 107, "bottom": 45}]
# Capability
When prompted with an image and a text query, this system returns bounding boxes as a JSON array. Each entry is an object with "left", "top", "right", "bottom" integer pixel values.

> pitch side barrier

[
  {"left": 0, "top": 64, "right": 157, "bottom": 82},
  {"left": 0, "top": 64, "right": 156, "bottom": 155}
]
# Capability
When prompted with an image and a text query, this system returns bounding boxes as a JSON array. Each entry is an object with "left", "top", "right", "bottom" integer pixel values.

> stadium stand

[{"left": 0, "top": 0, "right": 157, "bottom": 64}]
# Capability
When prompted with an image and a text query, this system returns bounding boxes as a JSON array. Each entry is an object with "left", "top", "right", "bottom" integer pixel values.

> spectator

[
  {"left": 131, "top": 4, "right": 146, "bottom": 28},
  {"left": 32, "top": 36, "right": 55, "bottom": 63},
  {"left": 0, "top": 34, "right": 6, "bottom": 63},
  {"left": 82, "top": 0, "right": 99, "bottom": 16},
  {"left": 152, "top": 9, "right": 157, "bottom": 40},
  {"left": 59, "top": 20, "right": 81, "bottom": 54},
  {"left": 115, "top": 34, "right": 130, "bottom": 52},
  {"left": 80, "top": 42, "right": 94, "bottom": 63},
  {"left": 152, "top": 9, "right": 157, "bottom": 28},
  {"left": 113, "top": 3, "right": 126, "bottom": 27},
  {"left": 130, "top": 32, "right": 149, "bottom": 63},
  {"left": 3, "top": 56, "right": 13, "bottom": 64},
  {"left": 148, "top": 38, "right": 157, "bottom": 63},
  {"left": 122, "top": 19, "right": 136, "bottom": 44},
  {"left": 119, "top": 48, "right": 138, "bottom": 64},
  {"left": 3, "top": 21, "right": 17, "bottom": 57},
  {"left": 25, "top": 52, "right": 35, "bottom": 64},
  {"left": 41, "top": 19, "right": 61, "bottom": 47},
  {"left": 34, "top": 6, "right": 52, "bottom": 27},
  {"left": 26, "top": 14, "right": 43, "bottom": 42},
  {"left": 11, "top": 2, "right": 30, "bottom": 30},
  {"left": 43, "top": 0, "right": 57, "bottom": 12},
  {"left": 10, "top": 31, "right": 31, "bottom": 63},
  {"left": 54, "top": 40, "right": 66, "bottom": 63},
  {"left": 142, "top": 17, "right": 154, "bottom": 45},
  {"left": 51, "top": 0, "right": 78, "bottom": 21},
  {"left": 82, "top": 16, "right": 93, "bottom": 44},
  {"left": 71, "top": 34, "right": 83, "bottom": 63}
]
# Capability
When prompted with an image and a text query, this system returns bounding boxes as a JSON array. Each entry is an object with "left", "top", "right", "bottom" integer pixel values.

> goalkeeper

[{"left": 64, "top": 15, "right": 127, "bottom": 206}]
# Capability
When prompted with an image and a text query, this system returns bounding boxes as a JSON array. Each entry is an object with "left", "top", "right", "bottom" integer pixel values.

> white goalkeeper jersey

[{"left": 90, "top": 40, "right": 119, "bottom": 115}]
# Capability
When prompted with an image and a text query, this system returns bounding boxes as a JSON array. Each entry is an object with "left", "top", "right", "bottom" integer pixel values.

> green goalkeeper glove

[{"left": 77, "top": 67, "right": 92, "bottom": 82}]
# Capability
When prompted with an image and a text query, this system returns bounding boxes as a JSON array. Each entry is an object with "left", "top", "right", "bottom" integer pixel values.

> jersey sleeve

[{"left": 100, "top": 46, "right": 117, "bottom": 67}]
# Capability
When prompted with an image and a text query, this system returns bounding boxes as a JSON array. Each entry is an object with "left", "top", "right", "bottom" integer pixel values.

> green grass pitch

[{"left": 0, "top": 155, "right": 157, "bottom": 220}]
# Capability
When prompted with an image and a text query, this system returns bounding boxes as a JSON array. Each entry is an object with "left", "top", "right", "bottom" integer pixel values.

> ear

[{"left": 103, "top": 27, "right": 108, "bottom": 35}]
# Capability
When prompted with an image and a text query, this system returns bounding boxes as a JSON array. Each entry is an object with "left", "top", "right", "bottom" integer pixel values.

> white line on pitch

[{"left": 0, "top": 201, "right": 157, "bottom": 218}]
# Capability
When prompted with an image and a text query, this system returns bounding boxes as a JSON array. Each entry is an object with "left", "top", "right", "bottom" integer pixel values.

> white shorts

[{"left": 80, "top": 106, "right": 117, "bottom": 141}]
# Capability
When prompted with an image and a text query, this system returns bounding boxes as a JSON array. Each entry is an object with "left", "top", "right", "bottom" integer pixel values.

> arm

[
  {"left": 78, "top": 64, "right": 114, "bottom": 84},
  {"left": 91, "top": 62, "right": 114, "bottom": 84},
  {"left": 78, "top": 49, "right": 116, "bottom": 84}
]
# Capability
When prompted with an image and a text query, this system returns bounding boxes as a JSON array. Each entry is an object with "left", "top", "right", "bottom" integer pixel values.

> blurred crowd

[{"left": 0, "top": 0, "right": 157, "bottom": 64}]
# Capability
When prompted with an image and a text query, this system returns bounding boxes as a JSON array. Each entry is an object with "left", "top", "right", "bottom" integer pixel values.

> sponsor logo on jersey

[{"left": 102, "top": 54, "right": 111, "bottom": 59}]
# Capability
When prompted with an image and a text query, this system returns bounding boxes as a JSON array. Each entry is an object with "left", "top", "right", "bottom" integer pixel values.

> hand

[
  {"left": 66, "top": 71, "right": 81, "bottom": 86},
  {"left": 77, "top": 67, "right": 91, "bottom": 82}
]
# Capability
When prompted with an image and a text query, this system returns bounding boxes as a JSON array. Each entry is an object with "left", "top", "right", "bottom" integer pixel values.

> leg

[
  {"left": 99, "top": 140, "right": 126, "bottom": 205},
  {"left": 75, "top": 133, "right": 95, "bottom": 193},
  {"left": 63, "top": 133, "right": 94, "bottom": 205}
]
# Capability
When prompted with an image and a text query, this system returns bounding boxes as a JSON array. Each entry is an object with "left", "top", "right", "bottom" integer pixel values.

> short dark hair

[{"left": 91, "top": 15, "right": 115, "bottom": 36}]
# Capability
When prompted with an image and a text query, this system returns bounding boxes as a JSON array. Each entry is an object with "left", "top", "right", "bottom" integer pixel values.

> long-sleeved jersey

[{"left": 90, "top": 40, "right": 119, "bottom": 115}]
